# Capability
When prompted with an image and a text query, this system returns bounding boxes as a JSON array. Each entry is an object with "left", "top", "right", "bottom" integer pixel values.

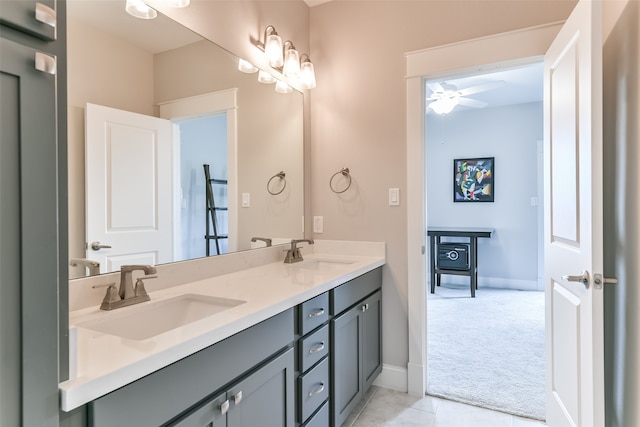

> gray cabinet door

[
  {"left": 0, "top": 35, "right": 59, "bottom": 427},
  {"left": 361, "top": 291, "right": 382, "bottom": 390},
  {"left": 0, "top": 0, "right": 57, "bottom": 40},
  {"left": 227, "top": 347, "right": 295, "bottom": 427},
  {"left": 331, "top": 305, "right": 362, "bottom": 427},
  {"left": 171, "top": 394, "right": 227, "bottom": 427}
]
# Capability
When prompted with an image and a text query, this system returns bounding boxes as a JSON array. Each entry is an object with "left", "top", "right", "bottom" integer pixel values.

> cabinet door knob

[
  {"left": 308, "top": 382, "right": 325, "bottom": 397},
  {"left": 309, "top": 342, "right": 325, "bottom": 354},
  {"left": 233, "top": 391, "right": 243, "bottom": 405},
  {"left": 308, "top": 308, "right": 325, "bottom": 318},
  {"left": 220, "top": 400, "right": 230, "bottom": 415},
  {"left": 35, "top": 52, "right": 56, "bottom": 75},
  {"left": 361, "top": 303, "right": 369, "bottom": 312}
]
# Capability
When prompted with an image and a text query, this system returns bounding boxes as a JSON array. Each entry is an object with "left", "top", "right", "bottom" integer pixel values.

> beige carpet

[{"left": 426, "top": 283, "right": 545, "bottom": 421}]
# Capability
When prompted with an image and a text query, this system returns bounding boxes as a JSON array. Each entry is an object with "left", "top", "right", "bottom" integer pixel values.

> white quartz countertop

[{"left": 59, "top": 249, "right": 385, "bottom": 411}]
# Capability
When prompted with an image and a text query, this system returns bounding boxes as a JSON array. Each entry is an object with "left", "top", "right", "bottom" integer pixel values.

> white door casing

[
  {"left": 85, "top": 103, "right": 173, "bottom": 273},
  {"left": 543, "top": 1, "right": 604, "bottom": 426}
]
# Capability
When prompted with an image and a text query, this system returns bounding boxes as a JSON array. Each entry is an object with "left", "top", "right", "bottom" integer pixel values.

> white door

[
  {"left": 544, "top": 1, "right": 605, "bottom": 426},
  {"left": 85, "top": 103, "right": 173, "bottom": 273}
]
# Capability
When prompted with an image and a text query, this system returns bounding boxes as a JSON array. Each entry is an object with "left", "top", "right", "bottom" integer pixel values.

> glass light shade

[
  {"left": 300, "top": 60, "right": 316, "bottom": 89},
  {"left": 282, "top": 48, "right": 301, "bottom": 78},
  {"left": 429, "top": 96, "right": 459, "bottom": 115},
  {"left": 275, "top": 80, "right": 293, "bottom": 94},
  {"left": 166, "top": 0, "right": 190, "bottom": 7},
  {"left": 238, "top": 58, "right": 258, "bottom": 73},
  {"left": 265, "top": 34, "right": 284, "bottom": 68},
  {"left": 125, "top": 0, "right": 157, "bottom": 19},
  {"left": 258, "top": 70, "right": 276, "bottom": 84}
]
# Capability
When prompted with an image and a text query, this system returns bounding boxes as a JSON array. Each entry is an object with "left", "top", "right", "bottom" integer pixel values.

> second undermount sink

[
  {"left": 291, "top": 258, "right": 357, "bottom": 271},
  {"left": 77, "top": 294, "right": 246, "bottom": 341}
]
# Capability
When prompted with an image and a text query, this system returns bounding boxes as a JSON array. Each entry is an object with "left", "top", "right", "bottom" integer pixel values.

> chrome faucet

[
  {"left": 69, "top": 258, "right": 101, "bottom": 276},
  {"left": 284, "top": 239, "right": 314, "bottom": 263},
  {"left": 251, "top": 237, "right": 273, "bottom": 247},
  {"left": 95, "top": 265, "right": 157, "bottom": 310}
]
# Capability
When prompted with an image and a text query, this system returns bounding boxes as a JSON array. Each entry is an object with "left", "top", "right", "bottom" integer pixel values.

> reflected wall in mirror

[{"left": 67, "top": 0, "right": 304, "bottom": 279}]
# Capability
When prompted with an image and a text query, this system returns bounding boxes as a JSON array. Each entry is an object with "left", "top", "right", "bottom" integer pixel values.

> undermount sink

[
  {"left": 77, "top": 294, "right": 246, "bottom": 341},
  {"left": 291, "top": 258, "right": 357, "bottom": 271}
]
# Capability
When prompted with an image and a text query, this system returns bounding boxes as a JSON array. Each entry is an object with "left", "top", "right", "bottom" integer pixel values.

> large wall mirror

[{"left": 67, "top": 0, "right": 304, "bottom": 279}]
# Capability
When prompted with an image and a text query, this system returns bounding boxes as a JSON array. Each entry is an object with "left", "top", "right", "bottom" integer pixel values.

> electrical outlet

[{"left": 313, "top": 216, "right": 323, "bottom": 233}]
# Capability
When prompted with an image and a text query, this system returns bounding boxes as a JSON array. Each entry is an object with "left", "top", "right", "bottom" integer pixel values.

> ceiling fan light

[
  {"left": 125, "top": 0, "right": 157, "bottom": 19},
  {"left": 429, "top": 96, "right": 459, "bottom": 115}
]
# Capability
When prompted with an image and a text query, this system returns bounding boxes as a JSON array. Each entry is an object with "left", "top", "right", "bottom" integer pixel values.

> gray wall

[
  {"left": 603, "top": 0, "right": 640, "bottom": 425},
  {"left": 426, "top": 102, "right": 543, "bottom": 290}
]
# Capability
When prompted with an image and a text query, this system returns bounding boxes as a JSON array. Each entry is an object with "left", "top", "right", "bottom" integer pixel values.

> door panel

[
  {"left": 85, "top": 103, "right": 173, "bottom": 273},
  {"left": 544, "top": 1, "right": 604, "bottom": 426}
]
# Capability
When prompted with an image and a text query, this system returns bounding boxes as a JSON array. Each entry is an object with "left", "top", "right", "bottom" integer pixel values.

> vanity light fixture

[
  {"left": 261, "top": 26, "right": 284, "bottom": 68},
  {"left": 238, "top": 58, "right": 259, "bottom": 74},
  {"left": 282, "top": 41, "right": 301, "bottom": 78},
  {"left": 258, "top": 70, "right": 277, "bottom": 84},
  {"left": 165, "top": 0, "right": 190, "bottom": 7},
  {"left": 275, "top": 80, "right": 293, "bottom": 94},
  {"left": 299, "top": 54, "right": 316, "bottom": 89},
  {"left": 125, "top": 0, "right": 157, "bottom": 19}
]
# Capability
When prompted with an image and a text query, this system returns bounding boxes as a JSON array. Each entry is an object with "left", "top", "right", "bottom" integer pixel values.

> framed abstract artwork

[{"left": 453, "top": 157, "right": 494, "bottom": 202}]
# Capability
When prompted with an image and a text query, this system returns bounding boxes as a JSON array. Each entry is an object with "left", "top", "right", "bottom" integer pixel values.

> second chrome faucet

[{"left": 284, "top": 239, "right": 314, "bottom": 263}]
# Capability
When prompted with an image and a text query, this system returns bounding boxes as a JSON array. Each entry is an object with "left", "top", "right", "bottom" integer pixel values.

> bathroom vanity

[{"left": 60, "top": 241, "right": 385, "bottom": 427}]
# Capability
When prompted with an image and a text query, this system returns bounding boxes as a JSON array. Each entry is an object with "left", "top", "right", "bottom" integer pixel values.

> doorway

[{"left": 423, "top": 62, "right": 545, "bottom": 419}]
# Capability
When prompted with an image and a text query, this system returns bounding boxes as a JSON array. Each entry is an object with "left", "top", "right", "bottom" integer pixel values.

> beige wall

[{"left": 309, "top": 0, "right": 575, "bottom": 370}]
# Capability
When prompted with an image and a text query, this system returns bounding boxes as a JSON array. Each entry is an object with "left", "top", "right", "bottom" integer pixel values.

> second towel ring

[
  {"left": 267, "top": 171, "right": 287, "bottom": 195},
  {"left": 330, "top": 167, "right": 352, "bottom": 194}
]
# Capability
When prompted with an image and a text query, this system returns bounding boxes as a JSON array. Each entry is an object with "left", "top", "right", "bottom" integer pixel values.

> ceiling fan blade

[
  {"left": 457, "top": 80, "right": 505, "bottom": 97},
  {"left": 458, "top": 97, "right": 487, "bottom": 108},
  {"left": 427, "top": 81, "right": 446, "bottom": 93}
]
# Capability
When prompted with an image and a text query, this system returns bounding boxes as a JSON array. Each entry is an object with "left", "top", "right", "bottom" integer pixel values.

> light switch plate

[
  {"left": 313, "top": 216, "right": 323, "bottom": 233},
  {"left": 242, "top": 193, "right": 250, "bottom": 207},
  {"left": 389, "top": 188, "right": 400, "bottom": 206}
]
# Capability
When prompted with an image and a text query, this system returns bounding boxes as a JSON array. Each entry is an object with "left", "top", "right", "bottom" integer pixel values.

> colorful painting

[{"left": 453, "top": 157, "right": 494, "bottom": 202}]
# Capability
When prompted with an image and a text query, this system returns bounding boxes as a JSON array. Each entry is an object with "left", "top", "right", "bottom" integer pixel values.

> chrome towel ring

[
  {"left": 330, "top": 167, "right": 352, "bottom": 194},
  {"left": 267, "top": 171, "right": 287, "bottom": 195}
]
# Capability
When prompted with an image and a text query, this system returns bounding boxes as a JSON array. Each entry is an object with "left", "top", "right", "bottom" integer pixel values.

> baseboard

[
  {"left": 431, "top": 275, "right": 539, "bottom": 291},
  {"left": 373, "top": 364, "right": 407, "bottom": 392}
]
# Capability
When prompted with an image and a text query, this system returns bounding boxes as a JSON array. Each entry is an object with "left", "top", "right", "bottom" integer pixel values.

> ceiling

[{"left": 426, "top": 62, "right": 543, "bottom": 114}]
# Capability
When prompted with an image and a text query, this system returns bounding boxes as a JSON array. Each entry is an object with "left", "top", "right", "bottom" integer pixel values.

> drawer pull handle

[
  {"left": 308, "top": 308, "right": 325, "bottom": 318},
  {"left": 361, "top": 303, "right": 369, "bottom": 312},
  {"left": 35, "top": 3, "right": 56, "bottom": 28},
  {"left": 309, "top": 342, "right": 325, "bottom": 354},
  {"left": 308, "top": 382, "right": 325, "bottom": 397},
  {"left": 233, "top": 391, "right": 243, "bottom": 405},
  {"left": 220, "top": 400, "right": 230, "bottom": 415}
]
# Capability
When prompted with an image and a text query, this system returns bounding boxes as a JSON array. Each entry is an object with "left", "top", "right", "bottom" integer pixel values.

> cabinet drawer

[
  {"left": 0, "top": 0, "right": 57, "bottom": 41},
  {"left": 331, "top": 267, "right": 382, "bottom": 315},
  {"left": 299, "top": 292, "right": 329, "bottom": 335},
  {"left": 299, "top": 324, "right": 329, "bottom": 373},
  {"left": 298, "top": 357, "right": 329, "bottom": 423},
  {"left": 301, "top": 400, "right": 329, "bottom": 427}
]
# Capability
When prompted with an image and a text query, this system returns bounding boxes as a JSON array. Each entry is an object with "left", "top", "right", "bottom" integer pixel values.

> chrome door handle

[
  {"left": 562, "top": 270, "right": 590, "bottom": 289},
  {"left": 90, "top": 241, "right": 112, "bottom": 251}
]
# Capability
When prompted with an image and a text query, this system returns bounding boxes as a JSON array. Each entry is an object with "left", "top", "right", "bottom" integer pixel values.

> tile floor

[{"left": 343, "top": 386, "right": 547, "bottom": 427}]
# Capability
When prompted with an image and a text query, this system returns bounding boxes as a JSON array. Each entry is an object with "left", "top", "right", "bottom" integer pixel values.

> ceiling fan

[{"left": 426, "top": 80, "right": 505, "bottom": 115}]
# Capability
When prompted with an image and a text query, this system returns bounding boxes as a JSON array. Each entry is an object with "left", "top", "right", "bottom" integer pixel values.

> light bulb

[
  {"left": 265, "top": 34, "right": 284, "bottom": 68},
  {"left": 300, "top": 59, "right": 316, "bottom": 89},
  {"left": 283, "top": 47, "right": 300, "bottom": 78}
]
